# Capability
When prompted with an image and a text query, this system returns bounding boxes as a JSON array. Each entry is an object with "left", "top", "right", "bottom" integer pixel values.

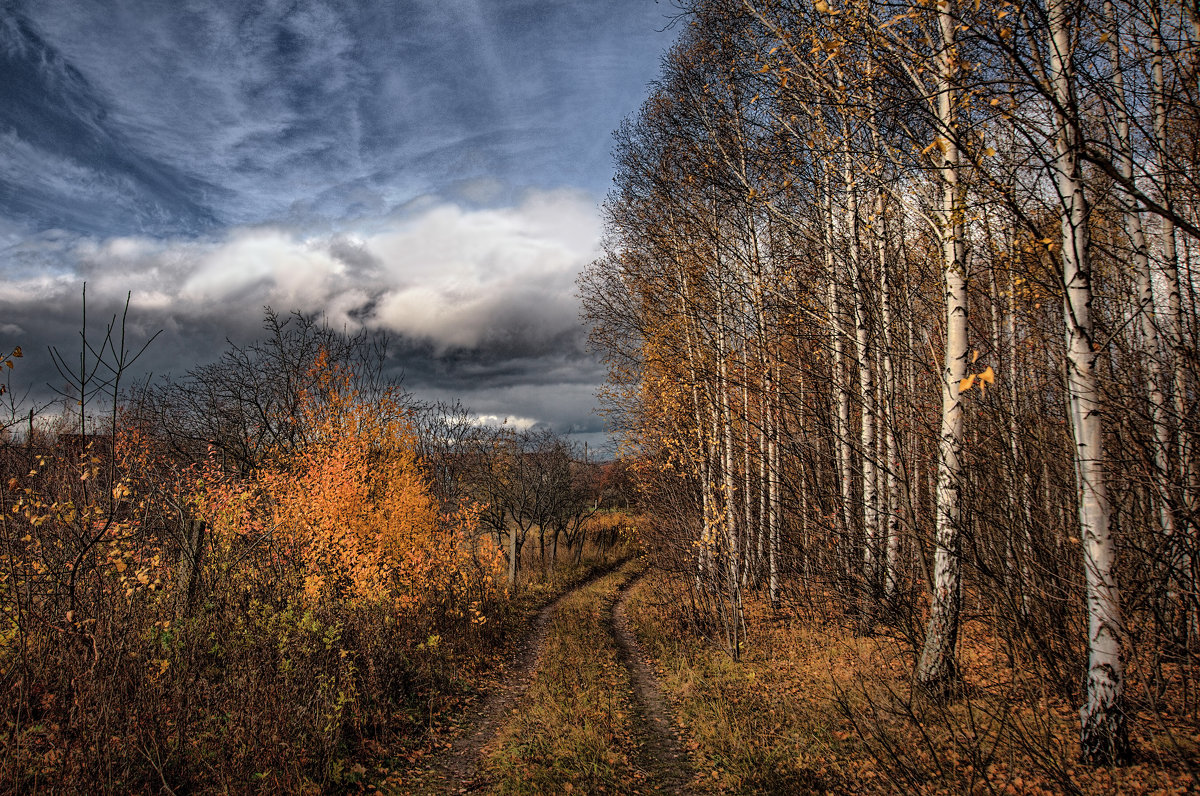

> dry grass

[
  {"left": 481, "top": 560, "right": 647, "bottom": 795},
  {"left": 622, "top": 575, "right": 1200, "bottom": 796}
]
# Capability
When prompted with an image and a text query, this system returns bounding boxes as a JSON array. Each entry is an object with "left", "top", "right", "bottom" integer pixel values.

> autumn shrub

[
  {"left": 0, "top": 352, "right": 507, "bottom": 793},
  {"left": 577, "top": 511, "right": 639, "bottom": 555}
]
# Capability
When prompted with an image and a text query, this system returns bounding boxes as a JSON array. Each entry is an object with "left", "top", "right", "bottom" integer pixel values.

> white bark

[
  {"left": 717, "top": 280, "right": 744, "bottom": 656},
  {"left": 768, "top": 365, "right": 781, "bottom": 607},
  {"left": 846, "top": 160, "right": 880, "bottom": 623},
  {"left": 1049, "top": 0, "right": 1128, "bottom": 762},
  {"left": 917, "top": 0, "right": 967, "bottom": 695},
  {"left": 825, "top": 168, "right": 857, "bottom": 571},
  {"left": 681, "top": 264, "right": 716, "bottom": 592},
  {"left": 1107, "top": 2, "right": 1177, "bottom": 590},
  {"left": 877, "top": 190, "right": 902, "bottom": 601},
  {"left": 1152, "top": 15, "right": 1192, "bottom": 599}
]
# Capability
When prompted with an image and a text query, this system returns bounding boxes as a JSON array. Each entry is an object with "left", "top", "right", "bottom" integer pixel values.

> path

[
  {"left": 416, "top": 561, "right": 695, "bottom": 794},
  {"left": 422, "top": 564, "right": 621, "bottom": 792},
  {"left": 612, "top": 570, "right": 696, "bottom": 794}
]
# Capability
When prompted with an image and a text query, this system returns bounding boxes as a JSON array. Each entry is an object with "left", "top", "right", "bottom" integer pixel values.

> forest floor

[
  {"left": 360, "top": 563, "right": 1198, "bottom": 796},
  {"left": 617, "top": 577, "right": 1200, "bottom": 796},
  {"left": 387, "top": 558, "right": 700, "bottom": 795}
]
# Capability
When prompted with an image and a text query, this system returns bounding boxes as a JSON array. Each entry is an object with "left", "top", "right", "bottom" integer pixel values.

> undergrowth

[{"left": 622, "top": 574, "right": 1200, "bottom": 796}]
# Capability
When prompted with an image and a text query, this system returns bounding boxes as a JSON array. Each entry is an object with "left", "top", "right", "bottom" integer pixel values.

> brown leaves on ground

[{"left": 622, "top": 575, "right": 1198, "bottom": 796}]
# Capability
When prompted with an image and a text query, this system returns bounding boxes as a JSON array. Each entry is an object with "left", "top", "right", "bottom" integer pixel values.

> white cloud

[
  {"left": 365, "top": 191, "right": 597, "bottom": 350},
  {"left": 8, "top": 188, "right": 602, "bottom": 355},
  {"left": 471, "top": 414, "right": 539, "bottom": 430}
]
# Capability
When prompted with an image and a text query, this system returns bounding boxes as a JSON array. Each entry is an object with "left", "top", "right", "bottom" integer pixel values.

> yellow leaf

[
  {"left": 984, "top": 146, "right": 996, "bottom": 157},
  {"left": 971, "top": 349, "right": 980, "bottom": 363},
  {"left": 11, "top": 346, "right": 21, "bottom": 357},
  {"left": 115, "top": 560, "right": 127, "bottom": 573},
  {"left": 959, "top": 374, "right": 976, "bottom": 392},
  {"left": 978, "top": 366, "right": 995, "bottom": 385}
]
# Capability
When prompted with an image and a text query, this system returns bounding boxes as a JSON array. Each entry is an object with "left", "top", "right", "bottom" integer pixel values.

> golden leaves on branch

[{"left": 958, "top": 350, "right": 996, "bottom": 395}]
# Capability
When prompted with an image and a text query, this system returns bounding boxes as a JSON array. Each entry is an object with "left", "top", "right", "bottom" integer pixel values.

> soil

[
  {"left": 414, "top": 562, "right": 695, "bottom": 794},
  {"left": 611, "top": 570, "right": 697, "bottom": 794}
]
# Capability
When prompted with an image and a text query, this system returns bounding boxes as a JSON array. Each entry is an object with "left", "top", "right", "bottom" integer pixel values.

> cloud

[
  {"left": 0, "top": 190, "right": 607, "bottom": 436},
  {"left": 367, "top": 191, "right": 598, "bottom": 353},
  {"left": 46, "top": 188, "right": 601, "bottom": 355},
  {"left": 1, "top": 0, "right": 675, "bottom": 236},
  {"left": 0, "top": 0, "right": 679, "bottom": 448}
]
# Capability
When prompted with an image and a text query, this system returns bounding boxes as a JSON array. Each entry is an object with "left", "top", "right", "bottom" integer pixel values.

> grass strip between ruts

[{"left": 481, "top": 559, "right": 647, "bottom": 795}]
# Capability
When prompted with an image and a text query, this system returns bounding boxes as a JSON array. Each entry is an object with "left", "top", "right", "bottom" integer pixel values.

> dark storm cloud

[
  {"left": 0, "top": 191, "right": 611, "bottom": 437},
  {"left": 0, "top": 0, "right": 675, "bottom": 438}
]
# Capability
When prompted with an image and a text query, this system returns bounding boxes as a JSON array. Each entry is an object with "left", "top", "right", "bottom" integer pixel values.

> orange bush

[
  {"left": 1, "top": 350, "right": 507, "bottom": 792},
  {"left": 192, "top": 350, "right": 503, "bottom": 616}
]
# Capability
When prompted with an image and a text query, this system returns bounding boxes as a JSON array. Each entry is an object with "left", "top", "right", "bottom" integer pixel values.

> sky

[{"left": 0, "top": 0, "right": 678, "bottom": 451}]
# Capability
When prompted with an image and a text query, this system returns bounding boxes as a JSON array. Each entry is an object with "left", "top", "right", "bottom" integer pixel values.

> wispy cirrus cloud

[
  {"left": 1, "top": 1, "right": 672, "bottom": 234},
  {"left": 0, "top": 0, "right": 674, "bottom": 448}
]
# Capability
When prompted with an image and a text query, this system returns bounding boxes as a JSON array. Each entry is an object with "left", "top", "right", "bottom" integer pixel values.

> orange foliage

[{"left": 196, "top": 349, "right": 503, "bottom": 614}]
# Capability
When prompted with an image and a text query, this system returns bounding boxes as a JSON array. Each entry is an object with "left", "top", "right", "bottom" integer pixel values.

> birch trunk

[
  {"left": 877, "top": 190, "right": 902, "bottom": 601},
  {"left": 1049, "top": 0, "right": 1128, "bottom": 763},
  {"left": 846, "top": 160, "right": 880, "bottom": 627},
  {"left": 917, "top": 0, "right": 967, "bottom": 696},
  {"left": 769, "top": 365, "right": 781, "bottom": 607},
  {"left": 1152, "top": 16, "right": 1192, "bottom": 604},
  {"left": 826, "top": 168, "right": 857, "bottom": 574},
  {"left": 681, "top": 264, "right": 716, "bottom": 592},
  {"left": 742, "top": 350, "right": 756, "bottom": 589},
  {"left": 1008, "top": 260, "right": 1035, "bottom": 613},
  {"left": 1108, "top": 3, "right": 1177, "bottom": 596},
  {"left": 717, "top": 287, "right": 744, "bottom": 657}
]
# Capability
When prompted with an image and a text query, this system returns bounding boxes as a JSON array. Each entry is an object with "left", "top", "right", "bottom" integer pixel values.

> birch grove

[{"left": 581, "top": 0, "right": 1200, "bottom": 765}]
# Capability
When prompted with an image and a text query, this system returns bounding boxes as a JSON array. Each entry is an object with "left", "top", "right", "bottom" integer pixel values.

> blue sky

[{"left": 0, "top": 0, "right": 677, "bottom": 447}]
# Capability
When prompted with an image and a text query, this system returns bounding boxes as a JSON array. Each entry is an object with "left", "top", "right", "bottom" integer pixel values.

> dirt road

[
  {"left": 612, "top": 570, "right": 695, "bottom": 793},
  {"left": 413, "top": 560, "right": 695, "bottom": 794}
]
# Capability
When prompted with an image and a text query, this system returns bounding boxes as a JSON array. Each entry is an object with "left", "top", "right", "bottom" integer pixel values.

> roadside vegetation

[
  {"left": 0, "top": 307, "right": 636, "bottom": 793},
  {"left": 624, "top": 575, "right": 1198, "bottom": 795}
]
